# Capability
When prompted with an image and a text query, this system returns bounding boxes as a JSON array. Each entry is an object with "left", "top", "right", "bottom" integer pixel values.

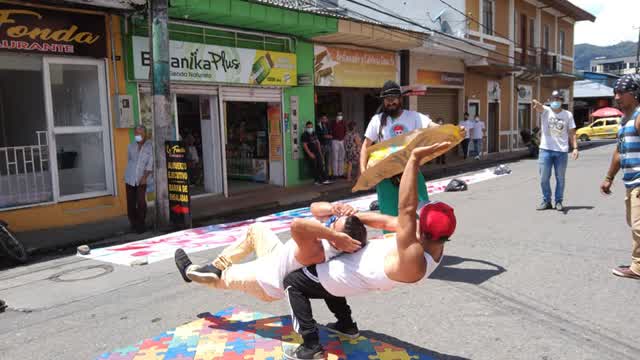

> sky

[{"left": 571, "top": 0, "right": 640, "bottom": 46}]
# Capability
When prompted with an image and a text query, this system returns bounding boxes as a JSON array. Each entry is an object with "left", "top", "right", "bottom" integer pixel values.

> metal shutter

[
  {"left": 417, "top": 88, "right": 459, "bottom": 123},
  {"left": 221, "top": 86, "right": 282, "bottom": 102}
]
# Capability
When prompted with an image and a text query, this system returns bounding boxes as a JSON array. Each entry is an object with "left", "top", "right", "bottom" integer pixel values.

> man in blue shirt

[{"left": 601, "top": 74, "right": 640, "bottom": 280}]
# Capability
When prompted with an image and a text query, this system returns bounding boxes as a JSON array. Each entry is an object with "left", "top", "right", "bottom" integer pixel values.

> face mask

[
  {"left": 135, "top": 135, "right": 143, "bottom": 143},
  {"left": 337, "top": 116, "right": 343, "bottom": 121},
  {"left": 306, "top": 128, "right": 314, "bottom": 134},
  {"left": 550, "top": 101, "right": 561, "bottom": 110}
]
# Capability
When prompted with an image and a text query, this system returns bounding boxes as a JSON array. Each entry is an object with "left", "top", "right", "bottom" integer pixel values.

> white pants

[{"left": 331, "top": 140, "right": 345, "bottom": 176}]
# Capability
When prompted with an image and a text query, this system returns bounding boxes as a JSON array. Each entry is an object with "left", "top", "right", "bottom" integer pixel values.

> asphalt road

[{"left": 0, "top": 142, "right": 638, "bottom": 360}]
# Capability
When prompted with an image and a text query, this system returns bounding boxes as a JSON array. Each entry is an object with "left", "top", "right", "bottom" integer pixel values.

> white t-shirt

[
  {"left": 539, "top": 106, "right": 576, "bottom": 152},
  {"left": 365, "top": 110, "right": 433, "bottom": 142},
  {"left": 316, "top": 234, "right": 440, "bottom": 297},
  {"left": 256, "top": 238, "right": 341, "bottom": 299},
  {"left": 470, "top": 120, "right": 485, "bottom": 139},
  {"left": 459, "top": 120, "right": 472, "bottom": 139}
]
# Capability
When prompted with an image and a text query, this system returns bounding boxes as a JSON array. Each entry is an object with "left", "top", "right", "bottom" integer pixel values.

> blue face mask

[{"left": 550, "top": 101, "right": 561, "bottom": 110}]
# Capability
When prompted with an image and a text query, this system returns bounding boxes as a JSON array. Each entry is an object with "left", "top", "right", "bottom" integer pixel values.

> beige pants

[
  {"left": 625, "top": 188, "right": 640, "bottom": 275},
  {"left": 187, "top": 223, "right": 282, "bottom": 302}
]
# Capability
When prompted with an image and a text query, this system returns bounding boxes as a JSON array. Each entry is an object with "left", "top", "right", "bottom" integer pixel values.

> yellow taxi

[{"left": 576, "top": 117, "right": 621, "bottom": 141}]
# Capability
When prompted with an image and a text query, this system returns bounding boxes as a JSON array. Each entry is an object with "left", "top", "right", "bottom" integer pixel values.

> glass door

[{"left": 43, "top": 57, "right": 113, "bottom": 201}]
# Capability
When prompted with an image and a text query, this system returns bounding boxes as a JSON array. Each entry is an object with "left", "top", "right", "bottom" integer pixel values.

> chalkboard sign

[{"left": 165, "top": 141, "right": 192, "bottom": 228}]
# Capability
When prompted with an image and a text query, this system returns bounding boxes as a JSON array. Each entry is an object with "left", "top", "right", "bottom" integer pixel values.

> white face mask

[
  {"left": 306, "top": 128, "right": 314, "bottom": 134},
  {"left": 135, "top": 135, "right": 143, "bottom": 143},
  {"left": 337, "top": 116, "right": 343, "bottom": 121}
]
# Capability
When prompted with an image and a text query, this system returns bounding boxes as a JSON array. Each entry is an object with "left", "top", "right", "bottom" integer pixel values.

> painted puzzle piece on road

[
  {"left": 96, "top": 307, "right": 434, "bottom": 360},
  {"left": 81, "top": 170, "right": 506, "bottom": 266}
]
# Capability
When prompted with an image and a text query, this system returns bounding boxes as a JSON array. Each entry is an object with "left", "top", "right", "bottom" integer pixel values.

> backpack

[{"left": 445, "top": 178, "right": 468, "bottom": 192}]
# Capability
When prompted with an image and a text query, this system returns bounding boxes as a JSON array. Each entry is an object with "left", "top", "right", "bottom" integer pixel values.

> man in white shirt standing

[
  {"left": 533, "top": 90, "right": 579, "bottom": 211},
  {"left": 470, "top": 115, "right": 486, "bottom": 160},
  {"left": 459, "top": 112, "right": 472, "bottom": 159}
]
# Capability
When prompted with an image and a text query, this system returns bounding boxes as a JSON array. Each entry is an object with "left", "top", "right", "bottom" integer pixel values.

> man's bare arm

[
  {"left": 290, "top": 218, "right": 361, "bottom": 255},
  {"left": 355, "top": 212, "right": 398, "bottom": 232}
]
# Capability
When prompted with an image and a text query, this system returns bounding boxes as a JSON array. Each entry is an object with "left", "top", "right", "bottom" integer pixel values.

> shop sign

[
  {"left": 268, "top": 103, "right": 283, "bottom": 162},
  {"left": 165, "top": 141, "right": 192, "bottom": 228},
  {"left": 0, "top": 3, "right": 107, "bottom": 58},
  {"left": 488, "top": 80, "right": 501, "bottom": 102},
  {"left": 314, "top": 45, "right": 398, "bottom": 88},
  {"left": 132, "top": 36, "right": 297, "bottom": 86},
  {"left": 417, "top": 70, "right": 464, "bottom": 87}
]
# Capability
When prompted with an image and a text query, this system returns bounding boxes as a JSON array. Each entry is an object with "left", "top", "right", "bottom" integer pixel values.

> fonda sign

[{"left": 0, "top": 3, "right": 107, "bottom": 58}]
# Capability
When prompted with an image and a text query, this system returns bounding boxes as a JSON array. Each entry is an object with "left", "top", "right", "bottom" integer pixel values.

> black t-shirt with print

[{"left": 301, "top": 132, "right": 320, "bottom": 155}]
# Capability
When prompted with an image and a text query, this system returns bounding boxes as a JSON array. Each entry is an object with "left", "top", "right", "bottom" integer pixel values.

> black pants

[
  {"left": 126, "top": 184, "right": 147, "bottom": 232},
  {"left": 283, "top": 266, "right": 354, "bottom": 346},
  {"left": 461, "top": 138, "right": 470, "bottom": 159},
  {"left": 307, "top": 151, "right": 327, "bottom": 183}
]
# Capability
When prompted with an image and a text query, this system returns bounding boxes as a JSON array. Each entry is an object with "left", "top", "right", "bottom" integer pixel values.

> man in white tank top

[
  {"left": 282, "top": 143, "right": 457, "bottom": 360},
  {"left": 173, "top": 202, "right": 367, "bottom": 302}
]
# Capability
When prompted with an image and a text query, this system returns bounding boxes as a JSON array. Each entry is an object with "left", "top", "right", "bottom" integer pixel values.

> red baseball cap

[{"left": 417, "top": 201, "right": 456, "bottom": 242}]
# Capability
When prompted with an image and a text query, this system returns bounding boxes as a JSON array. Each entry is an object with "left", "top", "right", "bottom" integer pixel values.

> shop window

[
  {"left": 0, "top": 54, "right": 114, "bottom": 210},
  {"left": 45, "top": 60, "right": 113, "bottom": 200},
  {"left": 0, "top": 54, "right": 52, "bottom": 209}
]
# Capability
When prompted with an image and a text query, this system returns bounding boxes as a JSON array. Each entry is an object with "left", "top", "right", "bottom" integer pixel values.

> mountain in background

[{"left": 575, "top": 41, "right": 637, "bottom": 70}]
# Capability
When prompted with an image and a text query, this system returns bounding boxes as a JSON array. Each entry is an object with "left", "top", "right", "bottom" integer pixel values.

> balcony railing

[{"left": 517, "top": 48, "right": 561, "bottom": 74}]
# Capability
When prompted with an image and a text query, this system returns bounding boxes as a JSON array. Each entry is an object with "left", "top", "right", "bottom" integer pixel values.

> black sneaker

[
  {"left": 174, "top": 249, "right": 192, "bottom": 283},
  {"left": 324, "top": 322, "right": 359, "bottom": 338},
  {"left": 536, "top": 202, "right": 552, "bottom": 211},
  {"left": 0, "top": 299, "right": 6, "bottom": 313},
  {"left": 283, "top": 344, "right": 325, "bottom": 360},
  {"left": 190, "top": 264, "right": 222, "bottom": 279},
  {"left": 555, "top": 202, "right": 564, "bottom": 212}
]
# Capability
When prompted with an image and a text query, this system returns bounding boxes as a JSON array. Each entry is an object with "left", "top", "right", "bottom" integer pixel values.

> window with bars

[{"left": 483, "top": 0, "right": 494, "bottom": 36}]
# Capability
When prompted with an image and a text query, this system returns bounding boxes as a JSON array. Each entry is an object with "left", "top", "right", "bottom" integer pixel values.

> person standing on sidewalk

[
  {"left": 124, "top": 125, "right": 153, "bottom": 233},
  {"left": 344, "top": 121, "right": 361, "bottom": 182},
  {"left": 459, "top": 112, "right": 472, "bottom": 159},
  {"left": 470, "top": 115, "right": 486, "bottom": 160},
  {"left": 601, "top": 74, "right": 640, "bottom": 280},
  {"left": 316, "top": 114, "right": 333, "bottom": 178},
  {"left": 360, "top": 80, "right": 439, "bottom": 218},
  {"left": 331, "top": 112, "right": 347, "bottom": 178},
  {"left": 533, "top": 90, "right": 579, "bottom": 211},
  {"left": 302, "top": 121, "right": 330, "bottom": 185}
]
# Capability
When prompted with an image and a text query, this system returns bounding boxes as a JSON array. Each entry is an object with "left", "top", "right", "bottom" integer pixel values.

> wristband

[{"left": 605, "top": 175, "right": 614, "bottom": 182}]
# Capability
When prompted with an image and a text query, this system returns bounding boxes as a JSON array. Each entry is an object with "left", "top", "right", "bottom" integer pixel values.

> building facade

[
  {"left": 0, "top": 0, "right": 130, "bottom": 232},
  {"left": 590, "top": 56, "right": 639, "bottom": 76}
]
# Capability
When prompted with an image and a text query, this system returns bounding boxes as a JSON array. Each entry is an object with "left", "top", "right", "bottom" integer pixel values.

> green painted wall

[{"left": 283, "top": 40, "right": 315, "bottom": 186}]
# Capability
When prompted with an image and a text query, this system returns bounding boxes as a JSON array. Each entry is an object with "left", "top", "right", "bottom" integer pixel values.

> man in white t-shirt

[
  {"left": 469, "top": 115, "right": 486, "bottom": 159},
  {"left": 360, "top": 80, "right": 439, "bottom": 219},
  {"left": 282, "top": 143, "right": 456, "bottom": 360},
  {"left": 459, "top": 112, "right": 472, "bottom": 159},
  {"left": 533, "top": 90, "right": 579, "bottom": 212}
]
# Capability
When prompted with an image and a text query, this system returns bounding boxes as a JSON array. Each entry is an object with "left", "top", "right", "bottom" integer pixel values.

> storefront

[
  {"left": 0, "top": 2, "right": 125, "bottom": 232},
  {"left": 129, "top": 22, "right": 295, "bottom": 196},
  {"left": 313, "top": 45, "right": 399, "bottom": 135}
]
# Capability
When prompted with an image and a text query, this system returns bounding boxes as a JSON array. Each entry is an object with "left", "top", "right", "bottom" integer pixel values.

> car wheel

[{"left": 579, "top": 134, "right": 590, "bottom": 142}]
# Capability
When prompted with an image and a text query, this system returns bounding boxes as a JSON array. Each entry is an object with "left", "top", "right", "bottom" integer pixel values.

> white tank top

[
  {"left": 316, "top": 234, "right": 440, "bottom": 297},
  {"left": 256, "top": 239, "right": 341, "bottom": 299}
]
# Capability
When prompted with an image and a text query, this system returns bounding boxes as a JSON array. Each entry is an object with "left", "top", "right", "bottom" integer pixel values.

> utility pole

[
  {"left": 636, "top": 26, "right": 640, "bottom": 74},
  {"left": 149, "top": 0, "right": 172, "bottom": 230}
]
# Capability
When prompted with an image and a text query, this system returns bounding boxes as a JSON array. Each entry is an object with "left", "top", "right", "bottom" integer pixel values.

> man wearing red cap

[{"left": 282, "top": 143, "right": 456, "bottom": 360}]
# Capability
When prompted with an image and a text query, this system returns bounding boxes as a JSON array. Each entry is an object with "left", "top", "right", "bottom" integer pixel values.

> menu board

[{"left": 165, "top": 141, "right": 192, "bottom": 228}]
